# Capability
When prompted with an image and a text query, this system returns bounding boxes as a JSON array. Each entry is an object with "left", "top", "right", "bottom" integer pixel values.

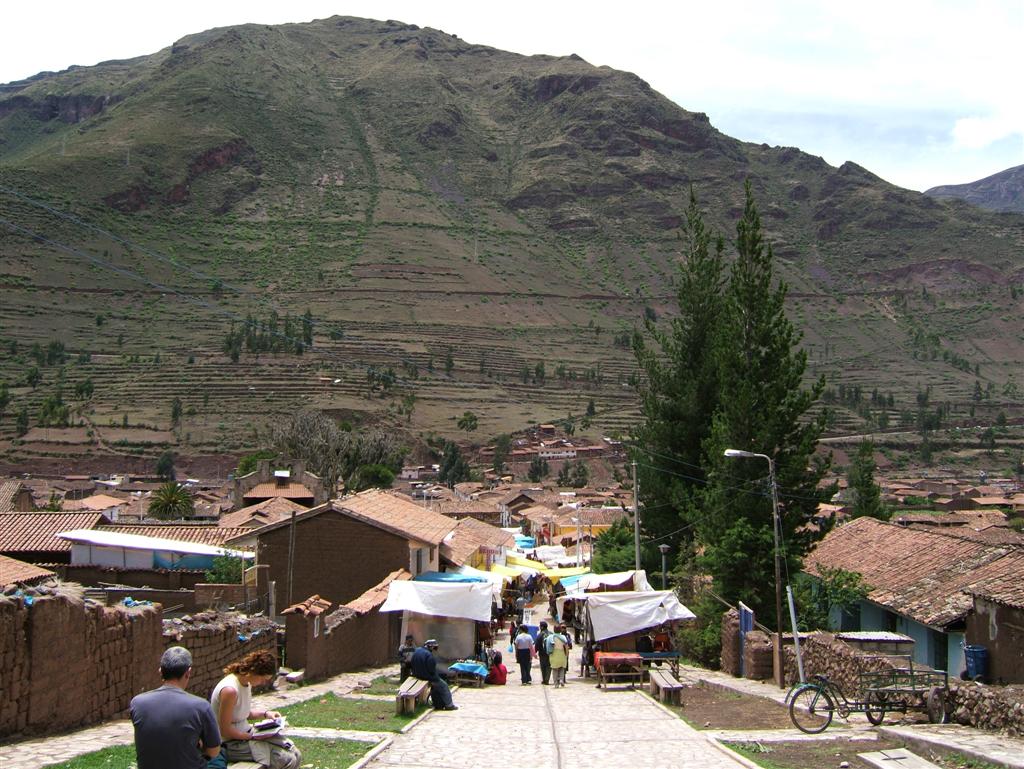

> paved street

[{"left": 365, "top": 669, "right": 747, "bottom": 769}]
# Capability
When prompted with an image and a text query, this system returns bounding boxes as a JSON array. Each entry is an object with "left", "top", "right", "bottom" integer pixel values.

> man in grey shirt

[{"left": 130, "top": 646, "right": 221, "bottom": 769}]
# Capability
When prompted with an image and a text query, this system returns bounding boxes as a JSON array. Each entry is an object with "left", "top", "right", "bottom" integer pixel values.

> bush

[{"left": 675, "top": 593, "right": 723, "bottom": 669}]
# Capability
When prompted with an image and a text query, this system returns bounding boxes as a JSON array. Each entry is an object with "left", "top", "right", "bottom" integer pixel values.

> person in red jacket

[{"left": 485, "top": 652, "right": 508, "bottom": 685}]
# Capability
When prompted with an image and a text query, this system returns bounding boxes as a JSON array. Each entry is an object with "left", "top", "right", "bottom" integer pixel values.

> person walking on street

[
  {"left": 537, "top": 621, "right": 551, "bottom": 685},
  {"left": 411, "top": 639, "right": 458, "bottom": 710},
  {"left": 513, "top": 625, "right": 535, "bottom": 685},
  {"left": 130, "top": 646, "right": 221, "bottom": 769},
  {"left": 515, "top": 593, "right": 526, "bottom": 624},
  {"left": 397, "top": 634, "right": 416, "bottom": 682},
  {"left": 547, "top": 625, "right": 570, "bottom": 688}
]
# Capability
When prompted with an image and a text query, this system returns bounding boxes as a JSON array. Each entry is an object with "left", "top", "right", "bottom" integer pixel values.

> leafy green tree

[
  {"left": 15, "top": 407, "right": 29, "bottom": 437},
  {"left": 438, "top": 441, "right": 471, "bottom": 486},
  {"left": 74, "top": 378, "right": 94, "bottom": 399},
  {"left": 492, "top": 434, "right": 511, "bottom": 475},
  {"left": 148, "top": 482, "right": 194, "bottom": 520},
  {"left": 444, "top": 348, "right": 454, "bottom": 375},
  {"left": 528, "top": 456, "right": 549, "bottom": 482},
  {"left": 848, "top": 440, "right": 890, "bottom": 520},
  {"left": 585, "top": 399, "right": 596, "bottom": 417},
  {"left": 570, "top": 460, "right": 590, "bottom": 488},
  {"left": 457, "top": 411, "right": 478, "bottom": 433},
  {"left": 205, "top": 555, "right": 243, "bottom": 583},
  {"left": 981, "top": 427, "right": 996, "bottom": 453},
  {"left": 793, "top": 566, "right": 870, "bottom": 631},
  {"left": 26, "top": 366, "right": 41, "bottom": 389},
  {"left": 0, "top": 381, "right": 9, "bottom": 420},
  {"left": 348, "top": 464, "right": 396, "bottom": 491},
  {"left": 236, "top": 449, "right": 277, "bottom": 476},
  {"left": 534, "top": 361, "right": 546, "bottom": 384},
  {"left": 170, "top": 397, "right": 183, "bottom": 428},
  {"left": 592, "top": 518, "right": 638, "bottom": 573},
  {"left": 155, "top": 450, "right": 176, "bottom": 481},
  {"left": 37, "top": 391, "right": 70, "bottom": 427},
  {"left": 632, "top": 190, "right": 726, "bottom": 554},
  {"left": 302, "top": 309, "right": 314, "bottom": 346},
  {"left": 695, "top": 184, "right": 831, "bottom": 624}
]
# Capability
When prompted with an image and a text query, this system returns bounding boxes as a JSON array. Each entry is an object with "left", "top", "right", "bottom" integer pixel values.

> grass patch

[
  {"left": 356, "top": 674, "right": 402, "bottom": 695},
  {"left": 279, "top": 691, "right": 417, "bottom": 732},
  {"left": 44, "top": 737, "right": 376, "bottom": 769}
]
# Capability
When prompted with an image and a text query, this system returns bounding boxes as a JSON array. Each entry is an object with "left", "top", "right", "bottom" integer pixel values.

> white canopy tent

[
  {"left": 563, "top": 569, "right": 652, "bottom": 596},
  {"left": 455, "top": 564, "right": 508, "bottom": 600},
  {"left": 582, "top": 590, "right": 696, "bottom": 641},
  {"left": 379, "top": 580, "right": 493, "bottom": 622}
]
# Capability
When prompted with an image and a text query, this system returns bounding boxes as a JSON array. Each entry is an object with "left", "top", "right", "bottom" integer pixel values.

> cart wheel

[
  {"left": 865, "top": 691, "right": 887, "bottom": 726},
  {"left": 926, "top": 687, "right": 948, "bottom": 724},
  {"left": 789, "top": 686, "right": 835, "bottom": 734}
]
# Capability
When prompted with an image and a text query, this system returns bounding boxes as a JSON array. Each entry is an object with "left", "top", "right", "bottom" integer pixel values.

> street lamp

[
  {"left": 724, "top": 448, "right": 785, "bottom": 688},
  {"left": 658, "top": 543, "right": 670, "bottom": 590}
]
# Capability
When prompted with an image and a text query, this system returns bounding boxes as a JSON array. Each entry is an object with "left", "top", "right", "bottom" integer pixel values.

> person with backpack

[{"left": 536, "top": 621, "right": 551, "bottom": 685}]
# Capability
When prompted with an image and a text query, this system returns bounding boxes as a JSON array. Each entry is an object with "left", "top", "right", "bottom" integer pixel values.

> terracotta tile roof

[
  {"left": 0, "top": 481, "right": 28, "bottom": 513},
  {"left": 555, "top": 506, "right": 628, "bottom": 527},
  {"left": 963, "top": 552, "right": 1024, "bottom": 609},
  {"left": 63, "top": 494, "right": 128, "bottom": 511},
  {"left": 806, "top": 517, "right": 1013, "bottom": 629},
  {"left": 428, "top": 499, "right": 503, "bottom": 517},
  {"left": 243, "top": 482, "right": 314, "bottom": 500},
  {"left": 344, "top": 569, "right": 411, "bottom": 614},
  {"left": 517, "top": 504, "right": 559, "bottom": 524},
  {"left": 440, "top": 518, "right": 515, "bottom": 566},
  {"left": 334, "top": 489, "right": 455, "bottom": 545},
  {"left": 97, "top": 525, "right": 252, "bottom": 548},
  {"left": 0, "top": 553, "right": 56, "bottom": 586},
  {"left": 218, "top": 497, "right": 308, "bottom": 529},
  {"left": 0, "top": 512, "right": 109, "bottom": 555},
  {"left": 281, "top": 594, "right": 334, "bottom": 616}
]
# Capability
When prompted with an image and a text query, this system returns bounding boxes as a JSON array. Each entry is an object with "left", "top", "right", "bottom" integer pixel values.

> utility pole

[{"left": 632, "top": 460, "right": 640, "bottom": 570}]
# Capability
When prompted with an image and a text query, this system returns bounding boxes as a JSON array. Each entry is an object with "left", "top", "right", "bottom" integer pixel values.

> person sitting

[
  {"left": 485, "top": 651, "right": 508, "bottom": 685},
  {"left": 653, "top": 626, "right": 673, "bottom": 652},
  {"left": 635, "top": 630, "right": 654, "bottom": 654},
  {"left": 210, "top": 650, "right": 301, "bottom": 769},
  {"left": 411, "top": 639, "right": 458, "bottom": 711},
  {"left": 397, "top": 634, "right": 416, "bottom": 682}
]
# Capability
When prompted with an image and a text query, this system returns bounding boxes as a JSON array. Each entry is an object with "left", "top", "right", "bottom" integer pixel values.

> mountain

[
  {"left": 1, "top": 16, "right": 1022, "bottom": 470},
  {"left": 926, "top": 164, "right": 1024, "bottom": 213}
]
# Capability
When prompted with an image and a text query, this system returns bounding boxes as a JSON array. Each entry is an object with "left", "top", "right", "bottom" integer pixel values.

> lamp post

[
  {"left": 658, "top": 543, "right": 670, "bottom": 590},
  {"left": 724, "top": 448, "right": 785, "bottom": 688}
]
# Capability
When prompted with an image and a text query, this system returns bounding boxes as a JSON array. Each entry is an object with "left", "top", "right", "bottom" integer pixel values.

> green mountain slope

[
  {"left": 1, "top": 16, "right": 1022, "bottom": 468},
  {"left": 926, "top": 164, "right": 1024, "bottom": 214}
]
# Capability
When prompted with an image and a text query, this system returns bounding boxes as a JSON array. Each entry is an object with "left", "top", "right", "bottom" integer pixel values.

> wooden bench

[
  {"left": 227, "top": 763, "right": 263, "bottom": 769},
  {"left": 649, "top": 669, "right": 685, "bottom": 704},
  {"left": 395, "top": 677, "right": 430, "bottom": 714}
]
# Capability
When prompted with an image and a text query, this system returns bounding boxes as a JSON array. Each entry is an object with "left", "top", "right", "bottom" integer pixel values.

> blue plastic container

[{"left": 964, "top": 644, "right": 988, "bottom": 680}]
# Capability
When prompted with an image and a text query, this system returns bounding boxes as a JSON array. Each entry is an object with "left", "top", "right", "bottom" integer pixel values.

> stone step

[{"left": 858, "top": 748, "right": 941, "bottom": 769}]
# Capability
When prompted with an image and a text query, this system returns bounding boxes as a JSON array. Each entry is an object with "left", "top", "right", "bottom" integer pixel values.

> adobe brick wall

[
  {"left": 54, "top": 564, "right": 207, "bottom": 590},
  {"left": 743, "top": 630, "right": 774, "bottom": 681},
  {"left": 720, "top": 609, "right": 741, "bottom": 676},
  {"left": 964, "top": 598, "right": 1024, "bottom": 685},
  {"left": 162, "top": 611, "right": 280, "bottom": 700},
  {"left": 285, "top": 608, "right": 398, "bottom": 684},
  {"left": 0, "top": 587, "right": 163, "bottom": 739},
  {"left": 258, "top": 511, "right": 410, "bottom": 613}
]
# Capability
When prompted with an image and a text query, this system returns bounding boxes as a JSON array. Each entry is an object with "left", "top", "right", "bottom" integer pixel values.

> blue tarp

[
  {"left": 514, "top": 535, "right": 536, "bottom": 548},
  {"left": 448, "top": 661, "right": 488, "bottom": 678},
  {"left": 559, "top": 573, "right": 586, "bottom": 590},
  {"left": 413, "top": 571, "right": 487, "bottom": 583}
]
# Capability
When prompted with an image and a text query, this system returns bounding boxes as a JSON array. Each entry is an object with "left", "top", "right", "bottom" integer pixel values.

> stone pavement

[
  {"left": 880, "top": 724, "right": 1024, "bottom": 769},
  {"left": 0, "top": 662, "right": 396, "bottom": 769},
  {"left": 364, "top": 670, "right": 747, "bottom": 769}
]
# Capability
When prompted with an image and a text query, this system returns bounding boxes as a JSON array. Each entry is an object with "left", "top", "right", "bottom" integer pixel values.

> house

[
  {"left": 805, "top": 517, "right": 1015, "bottom": 675},
  {"left": 57, "top": 528, "right": 253, "bottom": 571},
  {"left": 63, "top": 493, "right": 130, "bottom": 521},
  {"left": 410, "top": 497, "right": 507, "bottom": 527},
  {"left": 963, "top": 551, "right": 1024, "bottom": 683},
  {"left": 0, "top": 553, "right": 55, "bottom": 588},
  {"left": 218, "top": 497, "right": 308, "bottom": 529},
  {"left": 439, "top": 517, "right": 514, "bottom": 570},
  {"left": 232, "top": 460, "right": 326, "bottom": 509},
  {"left": 0, "top": 481, "right": 35, "bottom": 513},
  {"left": 235, "top": 489, "right": 456, "bottom": 616},
  {"left": 0, "top": 512, "right": 110, "bottom": 563}
]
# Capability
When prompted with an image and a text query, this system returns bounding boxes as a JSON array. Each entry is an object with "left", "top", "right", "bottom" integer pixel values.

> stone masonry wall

[
  {"left": 783, "top": 632, "right": 1024, "bottom": 736},
  {"left": 0, "top": 586, "right": 163, "bottom": 739},
  {"left": 162, "top": 611, "right": 279, "bottom": 700},
  {"left": 720, "top": 609, "right": 741, "bottom": 676}
]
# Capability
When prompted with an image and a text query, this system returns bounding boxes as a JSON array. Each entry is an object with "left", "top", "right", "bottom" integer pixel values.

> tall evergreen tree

[
  {"left": 848, "top": 440, "right": 889, "bottom": 520},
  {"left": 698, "top": 183, "right": 832, "bottom": 623},
  {"left": 632, "top": 190, "right": 726, "bottom": 551}
]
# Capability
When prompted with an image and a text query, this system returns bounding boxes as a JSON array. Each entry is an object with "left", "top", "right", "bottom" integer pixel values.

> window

[{"left": 415, "top": 547, "right": 424, "bottom": 575}]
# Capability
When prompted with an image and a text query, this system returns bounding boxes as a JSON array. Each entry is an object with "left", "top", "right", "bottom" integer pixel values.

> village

[{"left": 1, "top": 430, "right": 1023, "bottom": 769}]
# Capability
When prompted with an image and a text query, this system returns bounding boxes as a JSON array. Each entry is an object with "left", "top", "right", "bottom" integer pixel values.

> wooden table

[{"left": 594, "top": 652, "right": 644, "bottom": 689}]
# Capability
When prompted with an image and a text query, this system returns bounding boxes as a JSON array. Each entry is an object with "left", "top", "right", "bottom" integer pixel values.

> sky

[{"left": 3, "top": 1, "right": 1022, "bottom": 192}]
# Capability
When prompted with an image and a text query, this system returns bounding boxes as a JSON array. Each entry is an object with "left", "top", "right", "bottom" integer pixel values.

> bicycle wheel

[
  {"left": 865, "top": 691, "right": 887, "bottom": 726},
  {"left": 789, "top": 686, "right": 835, "bottom": 733}
]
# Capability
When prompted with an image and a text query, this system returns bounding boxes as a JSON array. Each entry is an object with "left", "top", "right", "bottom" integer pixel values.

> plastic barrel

[{"left": 964, "top": 644, "right": 989, "bottom": 680}]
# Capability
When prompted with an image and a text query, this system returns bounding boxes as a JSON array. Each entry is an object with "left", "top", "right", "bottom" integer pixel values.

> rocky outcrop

[{"left": 0, "top": 93, "right": 120, "bottom": 123}]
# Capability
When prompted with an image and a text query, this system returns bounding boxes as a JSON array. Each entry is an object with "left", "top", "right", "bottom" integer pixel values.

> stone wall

[
  {"left": 54, "top": 565, "right": 207, "bottom": 590},
  {"left": 784, "top": 632, "right": 1024, "bottom": 737},
  {"left": 162, "top": 611, "right": 280, "bottom": 700},
  {"left": 285, "top": 607, "right": 398, "bottom": 683},
  {"left": 0, "top": 586, "right": 163, "bottom": 739},
  {"left": 743, "top": 630, "right": 774, "bottom": 681}
]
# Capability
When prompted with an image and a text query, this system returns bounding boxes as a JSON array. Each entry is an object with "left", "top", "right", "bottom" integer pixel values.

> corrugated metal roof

[
  {"left": 0, "top": 512, "right": 109, "bottom": 554},
  {"left": 836, "top": 631, "right": 914, "bottom": 643}
]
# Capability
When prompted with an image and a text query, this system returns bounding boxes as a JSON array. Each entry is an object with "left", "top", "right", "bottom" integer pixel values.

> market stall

[{"left": 380, "top": 580, "right": 493, "bottom": 664}]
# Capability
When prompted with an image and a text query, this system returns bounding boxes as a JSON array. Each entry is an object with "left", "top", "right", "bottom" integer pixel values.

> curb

[
  {"left": 348, "top": 736, "right": 392, "bottom": 769},
  {"left": 399, "top": 704, "right": 435, "bottom": 734},
  {"left": 878, "top": 727, "right": 1024, "bottom": 769}
]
